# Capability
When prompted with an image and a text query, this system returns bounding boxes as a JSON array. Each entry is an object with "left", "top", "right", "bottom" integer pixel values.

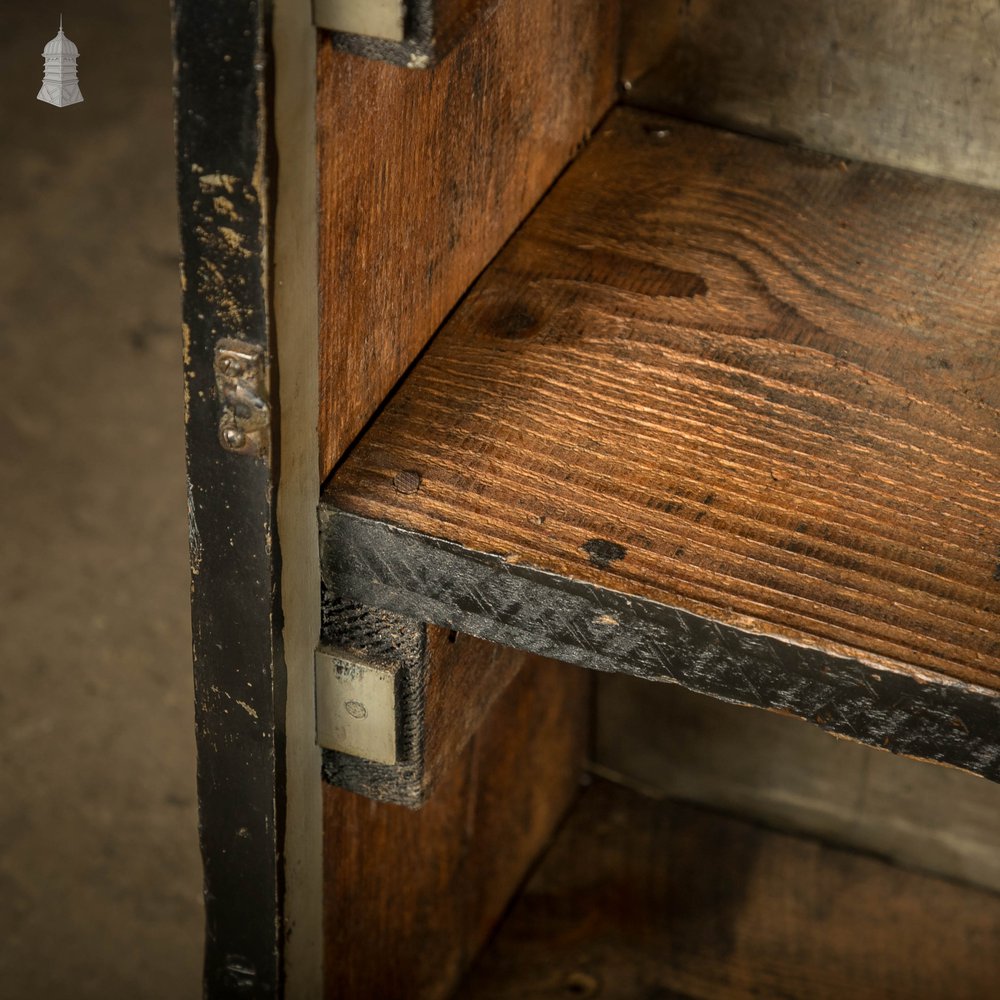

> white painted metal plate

[
  {"left": 313, "top": 0, "right": 406, "bottom": 42},
  {"left": 315, "top": 647, "right": 399, "bottom": 764}
]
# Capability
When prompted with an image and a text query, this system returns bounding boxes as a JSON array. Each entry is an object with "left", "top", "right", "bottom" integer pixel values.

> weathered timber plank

[
  {"left": 321, "top": 109, "right": 1000, "bottom": 778},
  {"left": 626, "top": 0, "right": 1000, "bottom": 189},
  {"left": 317, "top": 0, "right": 620, "bottom": 474},
  {"left": 319, "top": 589, "right": 523, "bottom": 806},
  {"left": 321, "top": 514, "right": 1000, "bottom": 780},
  {"left": 460, "top": 778, "right": 1000, "bottom": 1000},
  {"left": 174, "top": 0, "right": 284, "bottom": 993},
  {"left": 323, "top": 658, "right": 588, "bottom": 1000}
]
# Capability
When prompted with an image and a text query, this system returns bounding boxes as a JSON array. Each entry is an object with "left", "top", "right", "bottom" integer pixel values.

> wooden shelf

[
  {"left": 458, "top": 778, "right": 1000, "bottom": 999},
  {"left": 320, "top": 108, "right": 1000, "bottom": 779}
]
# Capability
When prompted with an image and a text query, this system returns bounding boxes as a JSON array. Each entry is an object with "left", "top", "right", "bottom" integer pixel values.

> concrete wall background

[{"left": 0, "top": 5, "right": 201, "bottom": 997}]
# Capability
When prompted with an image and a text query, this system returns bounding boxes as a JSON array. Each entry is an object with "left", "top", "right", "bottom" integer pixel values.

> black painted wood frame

[{"left": 174, "top": 1, "right": 285, "bottom": 995}]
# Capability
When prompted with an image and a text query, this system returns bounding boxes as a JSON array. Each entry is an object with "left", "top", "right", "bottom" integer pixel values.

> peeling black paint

[
  {"left": 174, "top": 1, "right": 283, "bottom": 995},
  {"left": 320, "top": 510, "right": 1000, "bottom": 783}
]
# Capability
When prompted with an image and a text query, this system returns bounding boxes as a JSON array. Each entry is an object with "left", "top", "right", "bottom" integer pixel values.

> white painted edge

[
  {"left": 312, "top": 0, "right": 406, "bottom": 42},
  {"left": 274, "top": 0, "right": 323, "bottom": 996}
]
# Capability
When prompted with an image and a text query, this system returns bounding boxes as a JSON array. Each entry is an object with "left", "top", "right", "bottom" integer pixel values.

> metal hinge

[{"left": 214, "top": 338, "right": 270, "bottom": 458}]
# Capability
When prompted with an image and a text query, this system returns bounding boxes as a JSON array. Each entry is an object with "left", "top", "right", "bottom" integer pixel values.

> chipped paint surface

[
  {"left": 197, "top": 171, "right": 240, "bottom": 194},
  {"left": 236, "top": 699, "right": 259, "bottom": 720},
  {"left": 212, "top": 195, "right": 240, "bottom": 222},
  {"left": 217, "top": 226, "right": 252, "bottom": 256},
  {"left": 186, "top": 480, "right": 202, "bottom": 576},
  {"left": 321, "top": 512, "right": 1000, "bottom": 783},
  {"left": 174, "top": 0, "right": 283, "bottom": 993}
]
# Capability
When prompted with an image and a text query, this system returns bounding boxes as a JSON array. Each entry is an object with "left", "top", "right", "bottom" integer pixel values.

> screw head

[
  {"left": 222, "top": 425, "right": 246, "bottom": 450},
  {"left": 393, "top": 470, "right": 422, "bottom": 494}
]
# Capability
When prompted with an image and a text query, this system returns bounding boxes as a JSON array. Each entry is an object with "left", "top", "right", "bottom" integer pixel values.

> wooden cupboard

[{"left": 174, "top": 2, "right": 1000, "bottom": 995}]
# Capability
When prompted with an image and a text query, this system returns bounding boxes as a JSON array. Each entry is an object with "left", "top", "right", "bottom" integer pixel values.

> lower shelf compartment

[{"left": 459, "top": 778, "right": 1000, "bottom": 1000}]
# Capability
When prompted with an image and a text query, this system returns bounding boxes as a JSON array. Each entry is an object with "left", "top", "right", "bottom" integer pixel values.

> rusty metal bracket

[{"left": 214, "top": 338, "right": 270, "bottom": 457}]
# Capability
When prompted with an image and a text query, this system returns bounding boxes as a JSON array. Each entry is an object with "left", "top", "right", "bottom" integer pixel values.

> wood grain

[
  {"left": 175, "top": 0, "right": 285, "bottom": 990},
  {"left": 323, "top": 658, "right": 588, "bottom": 1000},
  {"left": 317, "top": 0, "right": 620, "bottom": 474},
  {"left": 421, "top": 0, "right": 486, "bottom": 56},
  {"left": 460, "top": 778, "right": 1000, "bottom": 1000},
  {"left": 321, "top": 108, "right": 1000, "bottom": 776},
  {"left": 627, "top": 0, "right": 1000, "bottom": 189}
]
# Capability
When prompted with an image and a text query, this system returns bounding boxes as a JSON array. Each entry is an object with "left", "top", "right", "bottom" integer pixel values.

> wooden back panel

[
  {"left": 626, "top": 0, "right": 1000, "bottom": 189},
  {"left": 317, "top": 0, "right": 620, "bottom": 475},
  {"left": 596, "top": 676, "right": 1000, "bottom": 894}
]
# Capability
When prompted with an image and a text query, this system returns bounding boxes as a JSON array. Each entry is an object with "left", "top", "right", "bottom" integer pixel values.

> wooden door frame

[
  {"left": 175, "top": 0, "right": 324, "bottom": 993},
  {"left": 175, "top": 1, "right": 287, "bottom": 993}
]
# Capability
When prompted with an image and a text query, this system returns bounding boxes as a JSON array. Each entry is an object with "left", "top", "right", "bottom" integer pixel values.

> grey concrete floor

[{"left": 0, "top": 5, "right": 202, "bottom": 998}]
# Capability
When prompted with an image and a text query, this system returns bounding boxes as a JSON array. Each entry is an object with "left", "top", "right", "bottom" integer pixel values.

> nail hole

[
  {"left": 642, "top": 123, "right": 671, "bottom": 140},
  {"left": 564, "top": 972, "right": 599, "bottom": 997}
]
